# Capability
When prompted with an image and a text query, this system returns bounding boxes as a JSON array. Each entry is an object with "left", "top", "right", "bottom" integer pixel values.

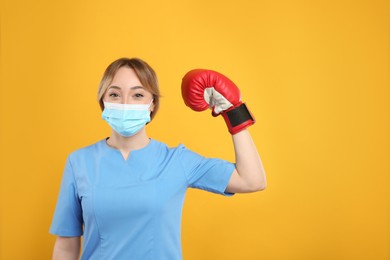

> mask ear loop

[
  {"left": 147, "top": 99, "right": 155, "bottom": 125},
  {"left": 149, "top": 99, "right": 154, "bottom": 111}
]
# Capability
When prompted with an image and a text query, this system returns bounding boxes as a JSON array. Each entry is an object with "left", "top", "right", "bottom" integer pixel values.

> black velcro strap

[{"left": 226, "top": 103, "right": 253, "bottom": 127}]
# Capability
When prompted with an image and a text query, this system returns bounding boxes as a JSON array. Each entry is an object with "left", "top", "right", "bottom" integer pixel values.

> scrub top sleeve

[
  {"left": 179, "top": 146, "right": 235, "bottom": 196},
  {"left": 49, "top": 156, "right": 83, "bottom": 237}
]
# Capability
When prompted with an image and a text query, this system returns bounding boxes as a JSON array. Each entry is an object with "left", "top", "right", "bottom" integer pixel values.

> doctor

[{"left": 50, "top": 57, "right": 266, "bottom": 260}]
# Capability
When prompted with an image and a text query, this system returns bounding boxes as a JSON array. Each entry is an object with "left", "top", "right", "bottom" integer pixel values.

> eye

[
  {"left": 134, "top": 93, "right": 144, "bottom": 98},
  {"left": 109, "top": 93, "right": 119, "bottom": 98}
]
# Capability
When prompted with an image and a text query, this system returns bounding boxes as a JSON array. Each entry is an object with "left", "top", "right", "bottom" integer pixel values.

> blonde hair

[{"left": 97, "top": 57, "right": 161, "bottom": 120}]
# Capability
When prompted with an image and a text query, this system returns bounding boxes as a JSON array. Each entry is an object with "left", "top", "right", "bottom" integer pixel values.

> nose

[{"left": 121, "top": 95, "right": 129, "bottom": 105}]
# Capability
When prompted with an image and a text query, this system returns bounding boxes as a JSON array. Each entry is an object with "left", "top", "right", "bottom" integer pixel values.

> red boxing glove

[{"left": 181, "top": 69, "right": 255, "bottom": 134}]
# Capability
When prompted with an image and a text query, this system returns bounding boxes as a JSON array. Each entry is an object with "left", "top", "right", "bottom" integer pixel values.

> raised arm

[{"left": 181, "top": 69, "right": 266, "bottom": 193}]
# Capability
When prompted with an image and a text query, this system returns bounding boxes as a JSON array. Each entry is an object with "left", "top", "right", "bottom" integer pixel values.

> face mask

[{"left": 102, "top": 100, "right": 153, "bottom": 137}]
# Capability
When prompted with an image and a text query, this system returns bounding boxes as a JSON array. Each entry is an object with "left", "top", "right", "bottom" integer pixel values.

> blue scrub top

[{"left": 50, "top": 138, "right": 235, "bottom": 260}]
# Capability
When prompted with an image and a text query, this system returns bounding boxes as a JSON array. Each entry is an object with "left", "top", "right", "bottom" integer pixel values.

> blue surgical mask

[{"left": 102, "top": 100, "right": 153, "bottom": 137}]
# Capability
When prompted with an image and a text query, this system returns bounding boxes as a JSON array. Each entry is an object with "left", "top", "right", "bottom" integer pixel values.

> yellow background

[{"left": 1, "top": 0, "right": 389, "bottom": 259}]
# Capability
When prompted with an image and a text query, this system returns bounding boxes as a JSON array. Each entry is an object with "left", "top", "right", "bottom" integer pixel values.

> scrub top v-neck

[{"left": 50, "top": 138, "right": 235, "bottom": 260}]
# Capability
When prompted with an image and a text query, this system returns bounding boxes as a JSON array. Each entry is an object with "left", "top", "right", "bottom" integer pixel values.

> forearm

[
  {"left": 53, "top": 236, "right": 81, "bottom": 260},
  {"left": 233, "top": 129, "right": 267, "bottom": 191}
]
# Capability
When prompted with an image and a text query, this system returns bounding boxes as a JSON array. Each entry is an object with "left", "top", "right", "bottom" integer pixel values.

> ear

[
  {"left": 150, "top": 100, "right": 155, "bottom": 112},
  {"left": 99, "top": 99, "right": 105, "bottom": 111}
]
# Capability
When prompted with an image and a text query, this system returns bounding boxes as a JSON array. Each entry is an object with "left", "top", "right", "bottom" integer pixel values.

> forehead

[{"left": 110, "top": 66, "right": 142, "bottom": 87}]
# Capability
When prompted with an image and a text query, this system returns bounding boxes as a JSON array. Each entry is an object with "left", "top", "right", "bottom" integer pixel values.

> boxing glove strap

[{"left": 226, "top": 103, "right": 254, "bottom": 127}]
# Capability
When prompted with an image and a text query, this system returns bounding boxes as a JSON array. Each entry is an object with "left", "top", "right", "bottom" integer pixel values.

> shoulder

[
  {"left": 67, "top": 139, "right": 106, "bottom": 161},
  {"left": 149, "top": 139, "right": 202, "bottom": 162},
  {"left": 151, "top": 139, "right": 191, "bottom": 154}
]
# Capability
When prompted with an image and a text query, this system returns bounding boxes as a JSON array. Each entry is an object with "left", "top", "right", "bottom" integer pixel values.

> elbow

[
  {"left": 250, "top": 170, "right": 267, "bottom": 192},
  {"left": 258, "top": 182, "right": 267, "bottom": 191},
  {"left": 233, "top": 167, "right": 267, "bottom": 193},
  {"left": 247, "top": 179, "right": 267, "bottom": 192},
  {"left": 254, "top": 181, "right": 267, "bottom": 192}
]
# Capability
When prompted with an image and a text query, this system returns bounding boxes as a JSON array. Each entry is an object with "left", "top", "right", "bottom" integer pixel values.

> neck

[{"left": 106, "top": 128, "right": 150, "bottom": 155}]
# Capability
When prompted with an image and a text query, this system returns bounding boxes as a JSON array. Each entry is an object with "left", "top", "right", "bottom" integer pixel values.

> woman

[{"left": 50, "top": 57, "right": 266, "bottom": 260}]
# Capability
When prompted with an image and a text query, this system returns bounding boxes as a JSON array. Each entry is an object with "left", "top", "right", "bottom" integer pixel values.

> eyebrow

[{"left": 108, "top": 85, "right": 144, "bottom": 90}]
